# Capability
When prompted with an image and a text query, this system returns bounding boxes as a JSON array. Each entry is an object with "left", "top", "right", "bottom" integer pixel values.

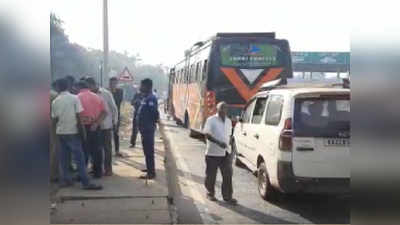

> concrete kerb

[
  {"left": 159, "top": 119, "right": 218, "bottom": 224},
  {"left": 159, "top": 121, "right": 179, "bottom": 225}
]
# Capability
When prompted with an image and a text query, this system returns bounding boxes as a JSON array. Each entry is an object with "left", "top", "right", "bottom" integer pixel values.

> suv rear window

[{"left": 294, "top": 96, "right": 350, "bottom": 137}]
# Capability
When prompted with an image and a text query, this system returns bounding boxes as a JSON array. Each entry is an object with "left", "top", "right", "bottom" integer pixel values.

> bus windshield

[{"left": 220, "top": 42, "right": 283, "bottom": 68}]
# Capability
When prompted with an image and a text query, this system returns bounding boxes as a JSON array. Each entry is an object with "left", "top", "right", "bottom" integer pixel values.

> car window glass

[
  {"left": 294, "top": 97, "right": 350, "bottom": 137},
  {"left": 265, "top": 95, "right": 284, "bottom": 126},
  {"left": 242, "top": 100, "right": 256, "bottom": 123},
  {"left": 251, "top": 97, "right": 267, "bottom": 124}
]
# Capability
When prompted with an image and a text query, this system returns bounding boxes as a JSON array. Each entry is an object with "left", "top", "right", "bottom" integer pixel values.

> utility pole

[{"left": 103, "top": 0, "right": 109, "bottom": 87}]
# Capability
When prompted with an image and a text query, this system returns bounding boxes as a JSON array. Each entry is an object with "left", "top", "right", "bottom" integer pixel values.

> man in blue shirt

[{"left": 137, "top": 78, "right": 160, "bottom": 179}]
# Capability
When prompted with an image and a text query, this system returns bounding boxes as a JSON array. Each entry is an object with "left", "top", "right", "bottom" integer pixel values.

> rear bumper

[{"left": 276, "top": 161, "right": 350, "bottom": 194}]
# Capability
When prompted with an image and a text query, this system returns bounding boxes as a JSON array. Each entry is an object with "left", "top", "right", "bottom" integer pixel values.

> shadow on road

[
  {"left": 272, "top": 193, "right": 350, "bottom": 224},
  {"left": 175, "top": 169, "right": 223, "bottom": 187},
  {"left": 233, "top": 161, "right": 350, "bottom": 224},
  {"left": 216, "top": 201, "right": 295, "bottom": 224}
]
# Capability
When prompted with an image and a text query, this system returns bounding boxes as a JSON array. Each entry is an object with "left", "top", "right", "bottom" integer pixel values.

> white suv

[{"left": 232, "top": 79, "right": 350, "bottom": 201}]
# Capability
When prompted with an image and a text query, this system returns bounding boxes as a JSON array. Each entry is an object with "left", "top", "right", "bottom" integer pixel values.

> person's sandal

[
  {"left": 104, "top": 171, "right": 113, "bottom": 176},
  {"left": 139, "top": 174, "right": 156, "bottom": 179},
  {"left": 206, "top": 195, "right": 218, "bottom": 201},
  {"left": 82, "top": 183, "right": 103, "bottom": 190},
  {"left": 224, "top": 198, "right": 238, "bottom": 205}
]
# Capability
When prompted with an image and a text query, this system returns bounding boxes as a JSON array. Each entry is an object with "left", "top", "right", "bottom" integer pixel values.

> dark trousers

[
  {"left": 101, "top": 129, "right": 113, "bottom": 173},
  {"left": 130, "top": 118, "right": 139, "bottom": 146},
  {"left": 140, "top": 129, "right": 155, "bottom": 176},
  {"left": 204, "top": 152, "right": 233, "bottom": 200},
  {"left": 82, "top": 125, "right": 103, "bottom": 177},
  {"left": 58, "top": 134, "right": 90, "bottom": 187},
  {"left": 113, "top": 123, "right": 120, "bottom": 153}
]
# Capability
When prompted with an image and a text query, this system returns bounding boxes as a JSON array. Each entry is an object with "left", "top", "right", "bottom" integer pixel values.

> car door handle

[
  {"left": 254, "top": 134, "right": 259, "bottom": 139},
  {"left": 242, "top": 132, "right": 247, "bottom": 136}
]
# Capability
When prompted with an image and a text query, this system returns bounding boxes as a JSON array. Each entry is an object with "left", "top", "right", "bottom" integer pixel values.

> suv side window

[
  {"left": 242, "top": 99, "right": 256, "bottom": 123},
  {"left": 251, "top": 97, "right": 268, "bottom": 124},
  {"left": 265, "top": 95, "right": 284, "bottom": 126}
]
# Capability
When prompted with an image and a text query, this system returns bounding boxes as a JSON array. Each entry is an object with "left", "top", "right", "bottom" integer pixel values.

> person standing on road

[
  {"left": 87, "top": 77, "right": 118, "bottom": 176},
  {"left": 109, "top": 77, "right": 124, "bottom": 157},
  {"left": 77, "top": 80, "right": 107, "bottom": 179},
  {"left": 203, "top": 102, "right": 237, "bottom": 205},
  {"left": 51, "top": 78, "right": 102, "bottom": 190},
  {"left": 136, "top": 78, "right": 160, "bottom": 179},
  {"left": 130, "top": 91, "right": 143, "bottom": 148}
]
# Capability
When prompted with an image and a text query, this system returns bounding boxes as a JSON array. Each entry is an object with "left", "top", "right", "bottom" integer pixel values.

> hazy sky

[{"left": 51, "top": 0, "right": 350, "bottom": 66}]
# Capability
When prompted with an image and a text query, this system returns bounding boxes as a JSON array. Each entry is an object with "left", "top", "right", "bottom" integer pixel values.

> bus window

[
  {"left": 202, "top": 60, "right": 208, "bottom": 81},
  {"left": 193, "top": 63, "right": 198, "bottom": 83},
  {"left": 191, "top": 64, "right": 196, "bottom": 83},
  {"left": 190, "top": 64, "right": 194, "bottom": 83},
  {"left": 195, "top": 62, "right": 200, "bottom": 82},
  {"left": 185, "top": 67, "right": 190, "bottom": 84},
  {"left": 197, "top": 61, "right": 203, "bottom": 82}
]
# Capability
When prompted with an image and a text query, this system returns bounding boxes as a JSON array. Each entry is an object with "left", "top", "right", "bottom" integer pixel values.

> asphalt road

[{"left": 161, "top": 117, "right": 350, "bottom": 224}]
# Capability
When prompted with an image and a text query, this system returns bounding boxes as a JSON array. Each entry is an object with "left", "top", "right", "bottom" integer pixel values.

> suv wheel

[{"left": 258, "top": 162, "right": 278, "bottom": 201}]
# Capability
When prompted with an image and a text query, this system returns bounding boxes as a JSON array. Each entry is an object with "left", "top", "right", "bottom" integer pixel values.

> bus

[{"left": 167, "top": 33, "right": 293, "bottom": 136}]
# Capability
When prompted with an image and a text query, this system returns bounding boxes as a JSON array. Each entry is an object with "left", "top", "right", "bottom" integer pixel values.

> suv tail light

[{"left": 279, "top": 118, "right": 293, "bottom": 152}]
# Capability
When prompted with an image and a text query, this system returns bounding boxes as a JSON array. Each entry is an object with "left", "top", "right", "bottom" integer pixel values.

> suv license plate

[{"left": 324, "top": 138, "right": 350, "bottom": 147}]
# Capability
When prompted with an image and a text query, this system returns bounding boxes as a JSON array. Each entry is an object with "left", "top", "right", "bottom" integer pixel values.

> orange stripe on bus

[{"left": 220, "top": 67, "right": 283, "bottom": 101}]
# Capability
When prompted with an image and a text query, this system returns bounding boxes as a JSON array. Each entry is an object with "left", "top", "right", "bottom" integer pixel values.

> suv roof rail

[{"left": 259, "top": 77, "right": 350, "bottom": 92}]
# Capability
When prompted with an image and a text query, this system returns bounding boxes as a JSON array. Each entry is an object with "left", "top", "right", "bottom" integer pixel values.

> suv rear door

[{"left": 292, "top": 92, "right": 350, "bottom": 178}]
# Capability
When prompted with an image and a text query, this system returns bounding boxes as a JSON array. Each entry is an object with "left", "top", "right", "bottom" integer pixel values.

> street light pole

[
  {"left": 103, "top": 0, "right": 109, "bottom": 87},
  {"left": 99, "top": 61, "right": 103, "bottom": 87}
]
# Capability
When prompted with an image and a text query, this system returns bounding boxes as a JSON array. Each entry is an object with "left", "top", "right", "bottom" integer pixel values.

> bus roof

[{"left": 216, "top": 32, "right": 276, "bottom": 39}]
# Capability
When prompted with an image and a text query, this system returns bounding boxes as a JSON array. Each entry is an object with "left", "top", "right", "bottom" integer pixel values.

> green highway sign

[{"left": 291, "top": 52, "right": 350, "bottom": 65}]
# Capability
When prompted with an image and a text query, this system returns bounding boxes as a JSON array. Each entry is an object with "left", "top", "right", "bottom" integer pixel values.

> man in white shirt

[
  {"left": 87, "top": 77, "right": 118, "bottom": 176},
  {"left": 202, "top": 102, "right": 237, "bottom": 205},
  {"left": 51, "top": 78, "right": 102, "bottom": 190}
]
